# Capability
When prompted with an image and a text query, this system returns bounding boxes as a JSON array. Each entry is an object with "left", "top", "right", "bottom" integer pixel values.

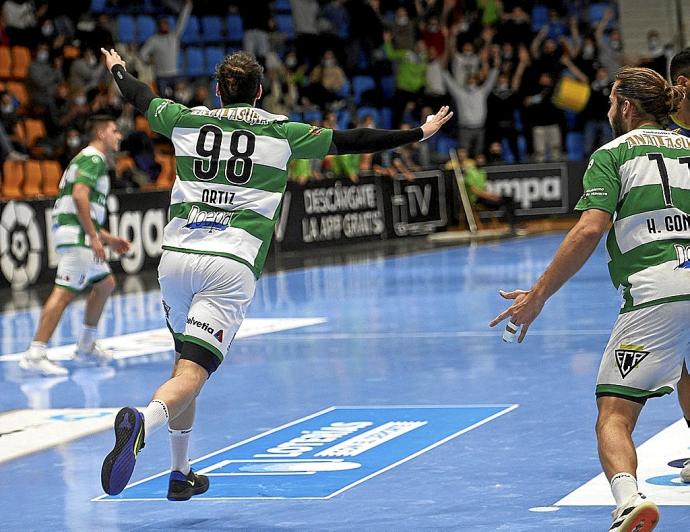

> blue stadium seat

[
  {"left": 275, "top": 15, "right": 294, "bottom": 40},
  {"left": 531, "top": 5, "right": 549, "bottom": 33},
  {"left": 185, "top": 47, "right": 206, "bottom": 76},
  {"left": 436, "top": 135, "right": 457, "bottom": 156},
  {"left": 303, "top": 110, "right": 323, "bottom": 123},
  {"left": 352, "top": 75, "right": 375, "bottom": 104},
  {"left": 337, "top": 110, "right": 351, "bottom": 130},
  {"left": 589, "top": 3, "right": 615, "bottom": 29},
  {"left": 288, "top": 112, "right": 303, "bottom": 122},
  {"left": 201, "top": 16, "right": 224, "bottom": 43},
  {"left": 566, "top": 132, "right": 584, "bottom": 161},
  {"left": 117, "top": 15, "right": 136, "bottom": 43},
  {"left": 381, "top": 76, "right": 395, "bottom": 100},
  {"left": 274, "top": 0, "right": 291, "bottom": 13},
  {"left": 335, "top": 78, "right": 350, "bottom": 98},
  {"left": 380, "top": 107, "right": 392, "bottom": 129},
  {"left": 204, "top": 46, "right": 225, "bottom": 72},
  {"left": 91, "top": 0, "right": 107, "bottom": 13},
  {"left": 137, "top": 16, "right": 156, "bottom": 44},
  {"left": 356, "top": 107, "right": 380, "bottom": 126},
  {"left": 181, "top": 15, "right": 202, "bottom": 45},
  {"left": 226, "top": 16, "right": 243, "bottom": 43}
]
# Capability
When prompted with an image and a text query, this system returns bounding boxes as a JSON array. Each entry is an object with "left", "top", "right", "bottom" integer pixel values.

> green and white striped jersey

[
  {"left": 52, "top": 146, "right": 109, "bottom": 248},
  {"left": 575, "top": 126, "right": 690, "bottom": 313},
  {"left": 147, "top": 98, "right": 333, "bottom": 277}
]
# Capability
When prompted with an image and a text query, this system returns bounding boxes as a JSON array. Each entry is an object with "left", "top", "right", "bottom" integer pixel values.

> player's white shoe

[
  {"left": 74, "top": 342, "right": 113, "bottom": 365},
  {"left": 19, "top": 353, "right": 68, "bottom": 376},
  {"left": 680, "top": 460, "right": 690, "bottom": 483},
  {"left": 609, "top": 492, "right": 659, "bottom": 532}
]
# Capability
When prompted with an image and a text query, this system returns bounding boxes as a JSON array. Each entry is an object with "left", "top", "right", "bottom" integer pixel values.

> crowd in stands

[{"left": 0, "top": 0, "right": 681, "bottom": 199}]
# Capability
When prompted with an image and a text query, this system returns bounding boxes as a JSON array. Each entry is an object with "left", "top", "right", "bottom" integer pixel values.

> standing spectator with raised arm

[
  {"left": 443, "top": 46, "right": 499, "bottom": 157},
  {"left": 140, "top": 0, "right": 192, "bottom": 98},
  {"left": 384, "top": 31, "right": 428, "bottom": 128}
]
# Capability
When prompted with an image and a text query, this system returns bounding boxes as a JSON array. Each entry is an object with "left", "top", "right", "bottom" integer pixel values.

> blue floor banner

[{"left": 96, "top": 405, "right": 517, "bottom": 500}]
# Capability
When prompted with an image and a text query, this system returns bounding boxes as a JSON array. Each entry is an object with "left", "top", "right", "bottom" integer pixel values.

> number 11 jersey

[
  {"left": 575, "top": 126, "right": 690, "bottom": 313},
  {"left": 147, "top": 98, "right": 333, "bottom": 278}
]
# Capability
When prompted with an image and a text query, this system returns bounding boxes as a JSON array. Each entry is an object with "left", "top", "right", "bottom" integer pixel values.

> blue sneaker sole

[{"left": 100, "top": 407, "right": 144, "bottom": 495}]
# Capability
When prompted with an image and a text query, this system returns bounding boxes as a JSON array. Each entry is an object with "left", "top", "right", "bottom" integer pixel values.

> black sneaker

[{"left": 167, "top": 469, "right": 209, "bottom": 501}]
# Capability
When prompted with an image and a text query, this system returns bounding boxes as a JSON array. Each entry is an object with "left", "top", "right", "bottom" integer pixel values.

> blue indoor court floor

[{"left": 2, "top": 233, "right": 690, "bottom": 531}]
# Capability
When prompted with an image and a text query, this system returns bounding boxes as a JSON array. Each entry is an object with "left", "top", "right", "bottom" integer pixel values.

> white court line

[
  {"left": 93, "top": 404, "right": 519, "bottom": 502},
  {"left": 239, "top": 330, "right": 612, "bottom": 340},
  {"left": 0, "top": 317, "right": 327, "bottom": 362}
]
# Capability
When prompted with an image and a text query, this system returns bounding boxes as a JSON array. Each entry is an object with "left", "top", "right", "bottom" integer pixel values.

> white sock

[
  {"left": 27, "top": 341, "right": 47, "bottom": 360},
  {"left": 169, "top": 428, "right": 192, "bottom": 474},
  {"left": 78, "top": 325, "right": 98, "bottom": 351},
  {"left": 611, "top": 472, "right": 638, "bottom": 507},
  {"left": 142, "top": 399, "right": 169, "bottom": 436}
]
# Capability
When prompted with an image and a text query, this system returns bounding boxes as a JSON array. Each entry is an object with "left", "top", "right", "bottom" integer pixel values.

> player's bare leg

[
  {"left": 596, "top": 396, "right": 658, "bottom": 531},
  {"left": 19, "top": 286, "right": 75, "bottom": 375},
  {"left": 75, "top": 275, "right": 116, "bottom": 363},
  {"left": 101, "top": 357, "right": 209, "bottom": 497},
  {"left": 676, "top": 363, "right": 690, "bottom": 482}
]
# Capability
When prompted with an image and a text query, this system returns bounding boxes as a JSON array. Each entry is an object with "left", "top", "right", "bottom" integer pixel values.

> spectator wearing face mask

[
  {"left": 486, "top": 45, "right": 528, "bottom": 162},
  {"left": 582, "top": 66, "right": 612, "bottom": 156},
  {"left": 69, "top": 48, "right": 109, "bottom": 94},
  {"left": 522, "top": 71, "right": 563, "bottom": 162},
  {"left": 595, "top": 9, "right": 624, "bottom": 76},
  {"left": 140, "top": 0, "right": 192, "bottom": 98},
  {"left": 443, "top": 47, "right": 500, "bottom": 157},
  {"left": 640, "top": 30, "right": 667, "bottom": 77},
  {"left": 26, "top": 43, "right": 63, "bottom": 124},
  {"left": 59, "top": 128, "right": 83, "bottom": 168},
  {"left": 390, "top": 6, "right": 415, "bottom": 51}
]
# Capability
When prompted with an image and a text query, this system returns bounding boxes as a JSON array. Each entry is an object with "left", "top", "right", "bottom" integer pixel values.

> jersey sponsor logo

[
  {"left": 94, "top": 405, "right": 517, "bottom": 501},
  {"left": 213, "top": 329, "right": 224, "bottom": 343},
  {"left": 614, "top": 345, "right": 649, "bottom": 378},
  {"left": 184, "top": 205, "right": 232, "bottom": 231},
  {"left": 308, "top": 126, "right": 323, "bottom": 137},
  {"left": 187, "top": 315, "right": 216, "bottom": 335},
  {"left": 154, "top": 99, "right": 171, "bottom": 118},
  {"left": 201, "top": 189, "right": 236, "bottom": 205}
]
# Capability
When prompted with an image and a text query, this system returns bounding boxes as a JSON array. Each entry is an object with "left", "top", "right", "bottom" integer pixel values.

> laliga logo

[{"left": 0, "top": 202, "right": 43, "bottom": 289}]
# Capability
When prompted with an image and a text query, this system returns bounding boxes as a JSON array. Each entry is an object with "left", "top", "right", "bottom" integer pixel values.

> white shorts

[
  {"left": 55, "top": 246, "right": 112, "bottom": 292},
  {"left": 158, "top": 250, "right": 256, "bottom": 374},
  {"left": 596, "top": 301, "right": 690, "bottom": 402}
]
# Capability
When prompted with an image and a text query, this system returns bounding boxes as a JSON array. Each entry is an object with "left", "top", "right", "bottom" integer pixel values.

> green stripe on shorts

[{"left": 596, "top": 383, "right": 674, "bottom": 399}]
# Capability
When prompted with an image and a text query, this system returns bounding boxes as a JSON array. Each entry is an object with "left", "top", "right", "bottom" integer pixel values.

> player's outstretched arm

[
  {"left": 329, "top": 106, "right": 453, "bottom": 155},
  {"left": 101, "top": 48, "right": 157, "bottom": 114}
]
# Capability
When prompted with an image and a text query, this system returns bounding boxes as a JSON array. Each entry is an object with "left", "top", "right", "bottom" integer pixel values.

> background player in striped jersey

[
  {"left": 19, "top": 116, "right": 131, "bottom": 376},
  {"left": 98, "top": 48, "right": 453, "bottom": 500},
  {"left": 491, "top": 67, "right": 687, "bottom": 532},
  {"left": 669, "top": 48, "right": 690, "bottom": 137}
]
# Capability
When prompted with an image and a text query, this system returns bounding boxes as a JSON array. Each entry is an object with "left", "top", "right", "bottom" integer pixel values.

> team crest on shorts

[{"left": 615, "top": 344, "right": 649, "bottom": 379}]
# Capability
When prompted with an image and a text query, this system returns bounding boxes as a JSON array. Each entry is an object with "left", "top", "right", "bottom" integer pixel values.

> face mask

[
  {"left": 41, "top": 23, "right": 54, "bottom": 37},
  {"left": 1, "top": 103, "right": 14, "bottom": 113},
  {"left": 75, "top": 95, "right": 87, "bottom": 105},
  {"left": 610, "top": 40, "right": 622, "bottom": 51},
  {"left": 67, "top": 136, "right": 81, "bottom": 148},
  {"left": 583, "top": 44, "right": 595, "bottom": 58},
  {"left": 648, "top": 38, "right": 660, "bottom": 50},
  {"left": 285, "top": 56, "right": 297, "bottom": 68},
  {"left": 323, "top": 58, "right": 335, "bottom": 67},
  {"left": 37, "top": 51, "right": 49, "bottom": 62},
  {"left": 86, "top": 56, "right": 97, "bottom": 67},
  {"left": 396, "top": 16, "right": 408, "bottom": 25},
  {"left": 175, "top": 88, "right": 191, "bottom": 101}
]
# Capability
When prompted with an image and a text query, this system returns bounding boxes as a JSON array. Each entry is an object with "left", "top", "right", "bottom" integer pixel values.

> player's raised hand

[
  {"left": 101, "top": 48, "right": 126, "bottom": 71},
  {"left": 420, "top": 106, "right": 454, "bottom": 140}
]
